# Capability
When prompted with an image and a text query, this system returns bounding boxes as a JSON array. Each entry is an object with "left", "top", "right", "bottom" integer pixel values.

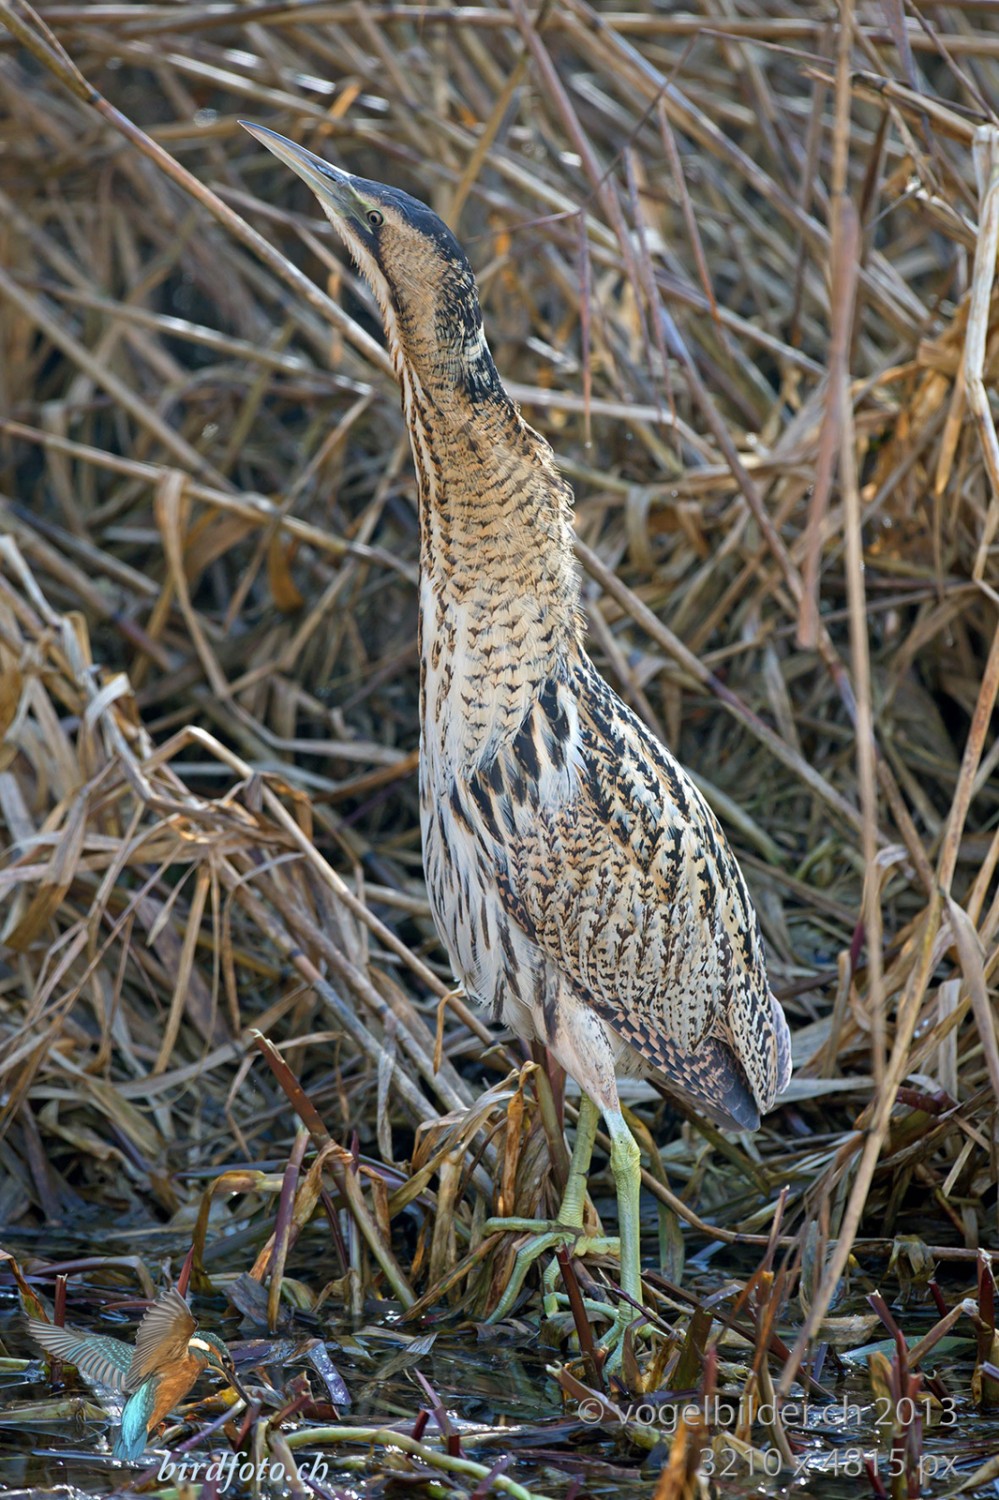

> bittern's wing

[
  {"left": 467, "top": 662, "right": 791, "bottom": 1126},
  {"left": 27, "top": 1319, "right": 133, "bottom": 1390},
  {"left": 125, "top": 1288, "right": 196, "bottom": 1392}
]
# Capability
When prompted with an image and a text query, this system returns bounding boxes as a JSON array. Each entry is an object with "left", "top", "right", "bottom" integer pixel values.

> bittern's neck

[
  {"left": 399, "top": 349, "right": 582, "bottom": 767},
  {"left": 401, "top": 358, "right": 581, "bottom": 636}
]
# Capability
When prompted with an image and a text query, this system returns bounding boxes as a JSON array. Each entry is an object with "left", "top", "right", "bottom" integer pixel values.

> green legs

[
  {"left": 556, "top": 1091, "right": 601, "bottom": 1227},
  {"left": 485, "top": 1094, "right": 646, "bottom": 1363},
  {"left": 484, "top": 1094, "right": 609, "bottom": 1322},
  {"left": 603, "top": 1106, "right": 644, "bottom": 1355}
]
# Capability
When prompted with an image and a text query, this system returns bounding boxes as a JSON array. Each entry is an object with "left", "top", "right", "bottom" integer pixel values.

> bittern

[
  {"left": 244, "top": 125, "right": 792, "bottom": 1359},
  {"left": 28, "top": 1287, "right": 246, "bottom": 1460}
]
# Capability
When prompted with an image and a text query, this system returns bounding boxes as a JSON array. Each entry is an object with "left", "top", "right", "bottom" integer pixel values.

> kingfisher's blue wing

[{"left": 27, "top": 1319, "right": 133, "bottom": 1391}]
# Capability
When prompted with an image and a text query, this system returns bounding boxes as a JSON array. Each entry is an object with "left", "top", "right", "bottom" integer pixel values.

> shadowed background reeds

[{"left": 1, "top": 0, "right": 999, "bottom": 1459}]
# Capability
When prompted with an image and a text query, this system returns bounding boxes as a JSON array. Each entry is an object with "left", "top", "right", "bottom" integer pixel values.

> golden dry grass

[{"left": 1, "top": 0, "right": 999, "bottom": 1417}]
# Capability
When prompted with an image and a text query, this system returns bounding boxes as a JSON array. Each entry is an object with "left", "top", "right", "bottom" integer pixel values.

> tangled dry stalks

[{"left": 1, "top": 0, "right": 999, "bottom": 1461}]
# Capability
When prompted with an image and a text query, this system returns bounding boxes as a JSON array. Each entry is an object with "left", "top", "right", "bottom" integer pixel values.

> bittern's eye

[{"left": 366, "top": 209, "right": 384, "bottom": 227}]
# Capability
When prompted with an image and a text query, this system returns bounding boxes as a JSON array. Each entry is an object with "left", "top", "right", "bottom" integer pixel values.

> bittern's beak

[{"left": 240, "top": 122, "right": 357, "bottom": 217}]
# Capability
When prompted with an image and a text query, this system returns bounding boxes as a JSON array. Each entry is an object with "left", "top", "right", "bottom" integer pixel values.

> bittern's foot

[
  {"left": 543, "top": 1289, "right": 647, "bottom": 1374},
  {"left": 602, "top": 1307, "right": 644, "bottom": 1372},
  {"left": 483, "top": 1216, "right": 621, "bottom": 1323}
]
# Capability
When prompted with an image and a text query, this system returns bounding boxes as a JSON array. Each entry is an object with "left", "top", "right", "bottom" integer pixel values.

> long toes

[
  {"left": 486, "top": 1229, "right": 568, "bottom": 1322},
  {"left": 597, "top": 1306, "right": 650, "bottom": 1372}
]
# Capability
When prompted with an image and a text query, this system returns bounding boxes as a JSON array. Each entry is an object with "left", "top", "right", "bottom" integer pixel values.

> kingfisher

[
  {"left": 28, "top": 1286, "right": 247, "bottom": 1460},
  {"left": 243, "top": 124, "right": 791, "bottom": 1366}
]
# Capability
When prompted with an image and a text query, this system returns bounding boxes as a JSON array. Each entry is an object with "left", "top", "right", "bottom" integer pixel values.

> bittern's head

[{"left": 243, "top": 124, "right": 500, "bottom": 401}]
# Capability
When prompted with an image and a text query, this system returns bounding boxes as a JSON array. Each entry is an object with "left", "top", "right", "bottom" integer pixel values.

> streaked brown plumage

[{"left": 244, "top": 124, "right": 792, "bottom": 1354}]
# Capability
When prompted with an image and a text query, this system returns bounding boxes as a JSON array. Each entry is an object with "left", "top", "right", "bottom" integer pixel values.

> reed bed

[{"left": 1, "top": 0, "right": 999, "bottom": 1492}]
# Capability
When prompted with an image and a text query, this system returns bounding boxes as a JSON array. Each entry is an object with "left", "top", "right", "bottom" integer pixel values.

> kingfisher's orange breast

[{"left": 143, "top": 1359, "right": 202, "bottom": 1430}]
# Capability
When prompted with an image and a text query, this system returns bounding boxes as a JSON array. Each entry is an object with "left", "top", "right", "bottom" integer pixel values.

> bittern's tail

[{"left": 648, "top": 1033, "right": 762, "bottom": 1132}]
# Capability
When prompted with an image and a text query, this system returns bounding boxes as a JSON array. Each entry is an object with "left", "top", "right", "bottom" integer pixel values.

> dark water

[{"left": 2, "top": 1242, "right": 998, "bottom": 1500}]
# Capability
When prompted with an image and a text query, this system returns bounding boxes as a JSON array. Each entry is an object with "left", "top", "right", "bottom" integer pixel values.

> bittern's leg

[
  {"left": 485, "top": 1093, "right": 617, "bottom": 1322},
  {"left": 546, "top": 1107, "right": 642, "bottom": 1371},
  {"left": 556, "top": 1092, "right": 601, "bottom": 1227},
  {"left": 603, "top": 1106, "right": 644, "bottom": 1319},
  {"left": 487, "top": 993, "right": 649, "bottom": 1364}
]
